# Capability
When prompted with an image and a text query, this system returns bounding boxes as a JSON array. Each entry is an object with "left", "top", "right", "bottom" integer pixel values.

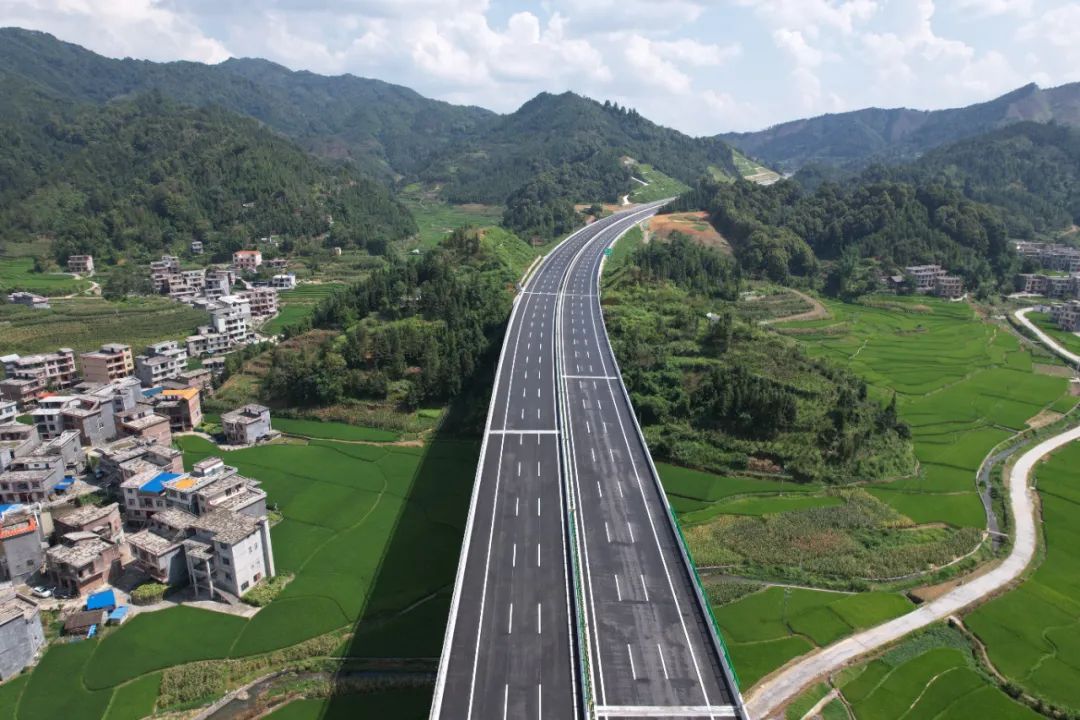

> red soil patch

[{"left": 647, "top": 212, "right": 732, "bottom": 253}]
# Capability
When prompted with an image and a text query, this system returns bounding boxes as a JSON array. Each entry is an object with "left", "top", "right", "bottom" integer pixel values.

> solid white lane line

[
  {"left": 537, "top": 684, "right": 542, "bottom": 720},
  {"left": 628, "top": 644, "right": 637, "bottom": 680},
  {"left": 503, "top": 685, "right": 508, "bottom": 720},
  {"left": 658, "top": 644, "right": 670, "bottom": 680}
]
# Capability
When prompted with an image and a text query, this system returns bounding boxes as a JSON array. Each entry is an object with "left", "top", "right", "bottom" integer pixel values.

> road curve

[
  {"left": 1014, "top": 307, "right": 1080, "bottom": 365},
  {"left": 745, "top": 422, "right": 1080, "bottom": 719}
]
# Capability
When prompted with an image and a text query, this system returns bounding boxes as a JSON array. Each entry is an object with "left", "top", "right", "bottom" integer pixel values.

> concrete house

[
  {"left": 152, "top": 387, "right": 202, "bottom": 432},
  {"left": 54, "top": 503, "right": 123, "bottom": 544},
  {"left": 0, "top": 506, "right": 44, "bottom": 584},
  {"left": 232, "top": 250, "right": 262, "bottom": 272},
  {"left": 221, "top": 405, "right": 272, "bottom": 446},
  {"left": 134, "top": 341, "right": 188, "bottom": 387},
  {"left": 0, "top": 403, "right": 15, "bottom": 426},
  {"left": 45, "top": 532, "right": 123, "bottom": 597},
  {"left": 66, "top": 255, "right": 94, "bottom": 274},
  {"left": 1, "top": 349, "right": 78, "bottom": 391},
  {"left": 79, "top": 344, "right": 134, "bottom": 384},
  {"left": 0, "top": 455, "right": 65, "bottom": 504},
  {"left": 6, "top": 292, "right": 49, "bottom": 310},
  {"left": 127, "top": 508, "right": 197, "bottom": 586},
  {"left": 0, "top": 585, "right": 44, "bottom": 679},
  {"left": 97, "top": 440, "right": 182, "bottom": 486},
  {"left": 0, "top": 424, "right": 39, "bottom": 473},
  {"left": 185, "top": 510, "right": 275, "bottom": 599}
]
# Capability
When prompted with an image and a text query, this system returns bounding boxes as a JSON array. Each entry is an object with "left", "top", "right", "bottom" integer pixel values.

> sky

[{"left": 1, "top": 0, "right": 1078, "bottom": 136}]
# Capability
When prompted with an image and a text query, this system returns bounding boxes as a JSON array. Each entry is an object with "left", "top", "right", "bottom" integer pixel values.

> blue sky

[{"left": 2, "top": 0, "right": 1078, "bottom": 135}]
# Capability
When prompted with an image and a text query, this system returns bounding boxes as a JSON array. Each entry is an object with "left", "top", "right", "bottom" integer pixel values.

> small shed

[
  {"left": 107, "top": 606, "right": 129, "bottom": 625},
  {"left": 86, "top": 589, "right": 117, "bottom": 612},
  {"left": 64, "top": 609, "right": 106, "bottom": 636}
]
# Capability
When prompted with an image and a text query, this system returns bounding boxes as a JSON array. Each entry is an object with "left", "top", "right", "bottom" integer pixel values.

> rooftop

[
  {"left": 128, "top": 528, "right": 182, "bottom": 556},
  {"left": 161, "top": 387, "right": 199, "bottom": 401},
  {"left": 122, "top": 414, "right": 168, "bottom": 431},
  {"left": 47, "top": 535, "right": 112, "bottom": 567},
  {"left": 222, "top": 404, "right": 269, "bottom": 424},
  {"left": 56, "top": 503, "right": 119, "bottom": 529},
  {"left": 192, "top": 509, "right": 259, "bottom": 545}
]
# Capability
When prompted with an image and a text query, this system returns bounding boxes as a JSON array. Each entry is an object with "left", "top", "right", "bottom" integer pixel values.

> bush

[
  {"left": 242, "top": 574, "right": 291, "bottom": 607},
  {"left": 159, "top": 660, "right": 227, "bottom": 708},
  {"left": 131, "top": 582, "right": 168, "bottom": 605}
]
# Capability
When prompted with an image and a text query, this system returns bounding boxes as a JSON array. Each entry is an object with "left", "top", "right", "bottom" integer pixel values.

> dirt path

[
  {"left": 745, "top": 424, "right": 1080, "bottom": 719},
  {"left": 761, "top": 288, "right": 829, "bottom": 325}
]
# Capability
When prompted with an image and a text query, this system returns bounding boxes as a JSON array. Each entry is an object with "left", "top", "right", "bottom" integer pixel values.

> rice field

[
  {"left": 0, "top": 296, "right": 210, "bottom": 355},
  {"left": 835, "top": 627, "right": 1039, "bottom": 720},
  {"left": 782, "top": 296, "right": 1070, "bottom": 527},
  {"left": 262, "top": 283, "right": 346, "bottom": 336},
  {"left": 712, "top": 586, "right": 913, "bottom": 688},
  {"left": 1, "top": 431, "right": 478, "bottom": 719},
  {"left": 965, "top": 442, "right": 1080, "bottom": 711},
  {"left": 0, "top": 257, "right": 90, "bottom": 295}
]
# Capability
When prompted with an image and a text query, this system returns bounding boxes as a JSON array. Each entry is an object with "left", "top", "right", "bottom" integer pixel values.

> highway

[{"left": 431, "top": 203, "right": 746, "bottom": 720}]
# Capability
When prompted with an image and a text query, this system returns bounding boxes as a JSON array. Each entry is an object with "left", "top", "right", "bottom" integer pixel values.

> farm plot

[
  {"left": 784, "top": 297, "right": 1070, "bottom": 527},
  {"left": 1, "top": 432, "right": 476, "bottom": 719},
  {"left": 965, "top": 441, "right": 1080, "bottom": 711},
  {"left": 835, "top": 627, "right": 1039, "bottom": 720},
  {"left": 261, "top": 283, "right": 346, "bottom": 336},
  {"left": 712, "top": 586, "right": 913, "bottom": 688},
  {"left": 0, "top": 297, "right": 209, "bottom": 355},
  {"left": 272, "top": 417, "right": 401, "bottom": 442},
  {"left": 0, "top": 257, "right": 89, "bottom": 295},
  {"left": 629, "top": 163, "right": 691, "bottom": 203}
]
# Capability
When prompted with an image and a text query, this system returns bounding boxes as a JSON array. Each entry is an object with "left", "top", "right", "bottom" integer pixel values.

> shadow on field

[{"left": 320, "top": 386, "right": 490, "bottom": 717}]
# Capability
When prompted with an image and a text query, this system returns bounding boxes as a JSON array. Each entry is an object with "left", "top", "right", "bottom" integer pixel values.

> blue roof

[
  {"left": 108, "top": 606, "right": 129, "bottom": 621},
  {"left": 55, "top": 478, "right": 74, "bottom": 491},
  {"left": 0, "top": 504, "right": 22, "bottom": 516},
  {"left": 142, "top": 386, "right": 165, "bottom": 398},
  {"left": 86, "top": 589, "right": 116, "bottom": 611},
  {"left": 139, "top": 472, "right": 182, "bottom": 494}
]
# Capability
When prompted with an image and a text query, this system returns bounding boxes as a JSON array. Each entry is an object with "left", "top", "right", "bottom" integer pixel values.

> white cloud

[
  {"left": 951, "top": 0, "right": 1033, "bottom": 17},
  {"left": 651, "top": 38, "right": 741, "bottom": 67},
  {"left": 0, "top": 0, "right": 229, "bottom": 63}
]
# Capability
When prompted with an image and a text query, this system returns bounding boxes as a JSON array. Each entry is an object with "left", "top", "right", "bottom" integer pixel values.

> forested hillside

[
  {"left": 0, "top": 27, "right": 496, "bottom": 181},
  {"left": 0, "top": 28, "right": 741, "bottom": 225},
  {"left": 873, "top": 122, "right": 1080, "bottom": 237},
  {"left": 0, "top": 81, "right": 416, "bottom": 263},
  {"left": 672, "top": 177, "right": 1010, "bottom": 294},
  {"left": 719, "top": 81, "right": 1080, "bottom": 172}
]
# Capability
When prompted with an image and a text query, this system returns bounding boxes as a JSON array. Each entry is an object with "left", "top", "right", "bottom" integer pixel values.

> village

[{"left": 0, "top": 249, "right": 287, "bottom": 680}]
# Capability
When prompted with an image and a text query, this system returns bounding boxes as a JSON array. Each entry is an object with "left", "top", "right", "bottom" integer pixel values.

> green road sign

[{"left": 603, "top": 248, "right": 613, "bottom": 256}]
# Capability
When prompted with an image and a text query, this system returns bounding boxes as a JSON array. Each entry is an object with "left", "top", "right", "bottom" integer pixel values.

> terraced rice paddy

[
  {"left": 262, "top": 283, "right": 346, "bottom": 336},
  {"left": 965, "top": 442, "right": 1080, "bottom": 711},
  {"left": 0, "top": 257, "right": 90, "bottom": 295},
  {"left": 834, "top": 628, "right": 1038, "bottom": 720},
  {"left": 712, "top": 587, "right": 913, "bottom": 688},
  {"left": 1, "top": 433, "right": 477, "bottom": 719},
  {"left": 782, "top": 296, "right": 1069, "bottom": 527},
  {"left": 0, "top": 296, "right": 210, "bottom": 354}
]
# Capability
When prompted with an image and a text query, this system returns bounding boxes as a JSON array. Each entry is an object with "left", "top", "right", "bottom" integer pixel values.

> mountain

[
  {"left": 0, "top": 28, "right": 740, "bottom": 208},
  {"left": 421, "top": 92, "right": 740, "bottom": 204},
  {"left": 0, "top": 27, "right": 497, "bottom": 181},
  {"left": 718, "top": 82, "right": 1080, "bottom": 172},
  {"left": 870, "top": 121, "right": 1080, "bottom": 237},
  {"left": 0, "top": 74, "right": 416, "bottom": 262}
]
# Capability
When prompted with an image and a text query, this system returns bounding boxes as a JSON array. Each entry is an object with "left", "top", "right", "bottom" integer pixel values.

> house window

[
  {"left": 224, "top": 572, "right": 232, "bottom": 580},
  {"left": 241, "top": 581, "right": 249, "bottom": 591},
  {"left": 221, "top": 557, "right": 230, "bottom": 566}
]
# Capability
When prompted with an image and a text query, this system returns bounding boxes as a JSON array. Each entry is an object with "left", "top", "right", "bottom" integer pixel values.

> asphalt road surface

[{"left": 432, "top": 203, "right": 745, "bottom": 720}]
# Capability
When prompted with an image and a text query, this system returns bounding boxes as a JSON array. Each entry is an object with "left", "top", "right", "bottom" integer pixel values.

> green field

[
  {"left": 0, "top": 431, "right": 477, "bottom": 718},
  {"left": 713, "top": 586, "right": 913, "bottom": 687},
  {"left": 262, "top": 283, "right": 346, "bottom": 336},
  {"left": 272, "top": 417, "right": 401, "bottom": 442},
  {"left": 966, "top": 442, "right": 1080, "bottom": 711},
  {"left": 629, "top": 163, "right": 691, "bottom": 203},
  {"left": 783, "top": 296, "right": 1069, "bottom": 527},
  {"left": 837, "top": 628, "right": 1038, "bottom": 720},
  {"left": 731, "top": 149, "right": 782, "bottom": 184},
  {"left": 0, "top": 257, "right": 90, "bottom": 296},
  {"left": 399, "top": 193, "right": 504, "bottom": 248},
  {"left": 1026, "top": 311, "right": 1080, "bottom": 356},
  {"left": 0, "top": 296, "right": 210, "bottom": 354}
]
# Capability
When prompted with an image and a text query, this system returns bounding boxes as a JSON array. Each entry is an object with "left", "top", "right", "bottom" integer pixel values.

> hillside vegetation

[{"left": 0, "top": 81, "right": 416, "bottom": 263}]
